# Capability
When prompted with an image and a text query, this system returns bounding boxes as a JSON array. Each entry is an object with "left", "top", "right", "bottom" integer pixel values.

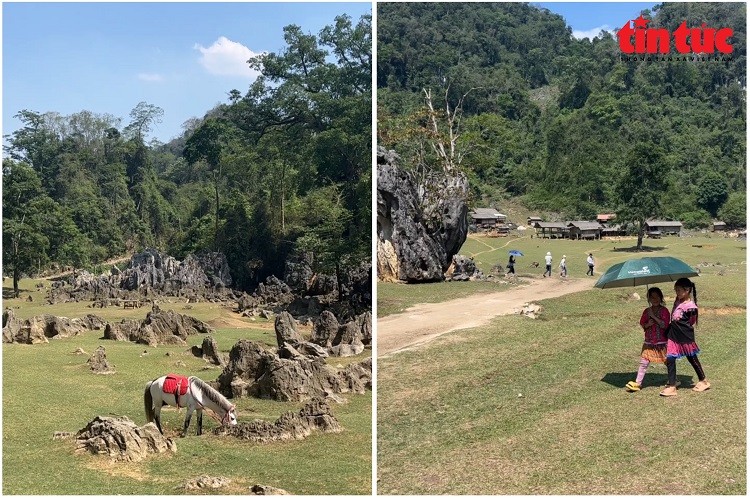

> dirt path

[{"left": 378, "top": 277, "right": 593, "bottom": 356}]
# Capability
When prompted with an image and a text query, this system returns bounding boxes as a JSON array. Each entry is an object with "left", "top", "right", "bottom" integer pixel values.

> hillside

[
  {"left": 3, "top": 13, "right": 372, "bottom": 294},
  {"left": 378, "top": 2, "right": 746, "bottom": 227}
]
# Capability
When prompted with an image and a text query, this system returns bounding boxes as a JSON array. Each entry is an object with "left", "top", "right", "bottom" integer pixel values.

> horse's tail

[{"left": 144, "top": 381, "right": 155, "bottom": 423}]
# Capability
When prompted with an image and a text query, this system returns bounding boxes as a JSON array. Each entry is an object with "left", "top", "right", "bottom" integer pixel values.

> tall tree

[{"left": 616, "top": 143, "right": 669, "bottom": 250}]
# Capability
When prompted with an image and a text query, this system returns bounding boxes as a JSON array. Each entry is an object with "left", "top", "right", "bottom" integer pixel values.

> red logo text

[{"left": 618, "top": 15, "right": 733, "bottom": 54}]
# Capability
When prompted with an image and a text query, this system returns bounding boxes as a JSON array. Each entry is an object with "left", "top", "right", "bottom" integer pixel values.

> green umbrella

[{"left": 594, "top": 256, "right": 698, "bottom": 289}]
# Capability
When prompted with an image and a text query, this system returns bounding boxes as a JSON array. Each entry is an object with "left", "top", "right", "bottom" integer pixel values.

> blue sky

[
  {"left": 3, "top": 2, "right": 372, "bottom": 144},
  {"left": 536, "top": 2, "right": 659, "bottom": 39}
]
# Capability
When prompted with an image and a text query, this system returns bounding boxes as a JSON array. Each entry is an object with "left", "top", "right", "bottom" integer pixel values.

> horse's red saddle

[{"left": 163, "top": 374, "right": 189, "bottom": 397}]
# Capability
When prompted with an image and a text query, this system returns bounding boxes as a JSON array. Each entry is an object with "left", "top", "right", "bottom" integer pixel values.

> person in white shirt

[
  {"left": 586, "top": 253, "right": 595, "bottom": 276},
  {"left": 559, "top": 255, "right": 567, "bottom": 277},
  {"left": 544, "top": 252, "right": 552, "bottom": 277}
]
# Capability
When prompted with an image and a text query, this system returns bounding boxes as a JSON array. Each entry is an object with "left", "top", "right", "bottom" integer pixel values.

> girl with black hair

[
  {"left": 660, "top": 277, "right": 710, "bottom": 397},
  {"left": 625, "top": 287, "right": 670, "bottom": 392}
]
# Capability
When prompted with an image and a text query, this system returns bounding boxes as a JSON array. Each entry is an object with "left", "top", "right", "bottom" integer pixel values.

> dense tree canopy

[
  {"left": 3, "top": 13, "right": 371, "bottom": 291},
  {"left": 378, "top": 3, "right": 746, "bottom": 227}
]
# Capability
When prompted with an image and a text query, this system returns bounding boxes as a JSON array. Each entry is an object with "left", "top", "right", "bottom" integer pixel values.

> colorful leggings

[{"left": 666, "top": 355, "right": 705, "bottom": 386}]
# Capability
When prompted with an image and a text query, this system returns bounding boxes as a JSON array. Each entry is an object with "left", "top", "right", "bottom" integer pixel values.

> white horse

[{"left": 144, "top": 374, "right": 237, "bottom": 437}]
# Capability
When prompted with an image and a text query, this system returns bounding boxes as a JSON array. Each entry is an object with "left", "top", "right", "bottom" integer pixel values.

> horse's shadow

[{"left": 601, "top": 372, "right": 694, "bottom": 389}]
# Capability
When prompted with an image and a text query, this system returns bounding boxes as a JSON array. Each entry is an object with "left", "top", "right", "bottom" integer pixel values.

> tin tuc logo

[{"left": 618, "top": 15, "right": 733, "bottom": 54}]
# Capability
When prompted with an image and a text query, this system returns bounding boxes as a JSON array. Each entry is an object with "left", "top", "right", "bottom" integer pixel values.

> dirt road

[{"left": 378, "top": 277, "right": 593, "bottom": 356}]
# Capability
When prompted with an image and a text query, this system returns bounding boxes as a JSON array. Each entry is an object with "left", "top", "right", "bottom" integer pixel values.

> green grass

[
  {"left": 3, "top": 298, "right": 372, "bottom": 494},
  {"left": 377, "top": 236, "right": 746, "bottom": 494}
]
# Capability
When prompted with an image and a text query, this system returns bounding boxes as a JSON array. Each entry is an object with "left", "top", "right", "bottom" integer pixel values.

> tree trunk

[
  {"left": 280, "top": 161, "right": 286, "bottom": 234},
  {"left": 13, "top": 265, "right": 20, "bottom": 299},
  {"left": 335, "top": 261, "right": 343, "bottom": 302},
  {"left": 637, "top": 220, "right": 645, "bottom": 250},
  {"left": 213, "top": 170, "right": 220, "bottom": 251}
]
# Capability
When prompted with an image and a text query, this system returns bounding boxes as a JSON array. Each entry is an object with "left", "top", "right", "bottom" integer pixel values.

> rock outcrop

[
  {"left": 75, "top": 415, "right": 176, "bottom": 462},
  {"left": 2, "top": 311, "right": 105, "bottom": 344},
  {"left": 87, "top": 345, "right": 115, "bottom": 374},
  {"left": 103, "top": 308, "right": 213, "bottom": 346},
  {"left": 376, "top": 146, "right": 469, "bottom": 282},
  {"left": 214, "top": 398, "right": 341, "bottom": 442},
  {"left": 47, "top": 249, "right": 235, "bottom": 304},
  {"left": 215, "top": 339, "right": 371, "bottom": 402},
  {"left": 191, "top": 336, "right": 227, "bottom": 366}
]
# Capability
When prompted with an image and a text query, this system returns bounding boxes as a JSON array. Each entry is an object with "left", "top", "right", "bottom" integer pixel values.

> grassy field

[
  {"left": 377, "top": 235, "right": 746, "bottom": 494},
  {"left": 3, "top": 285, "right": 371, "bottom": 495}
]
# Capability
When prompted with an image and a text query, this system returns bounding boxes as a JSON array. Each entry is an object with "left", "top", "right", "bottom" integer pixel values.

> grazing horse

[{"left": 144, "top": 374, "right": 237, "bottom": 437}]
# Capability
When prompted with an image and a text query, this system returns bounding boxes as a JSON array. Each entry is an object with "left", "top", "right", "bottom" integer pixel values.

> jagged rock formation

[
  {"left": 215, "top": 339, "right": 371, "bottom": 402},
  {"left": 238, "top": 256, "right": 371, "bottom": 323},
  {"left": 47, "top": 249, "right": 235, "bottom": 304},
  {"left": 310, "top": 310, "right": 371, "bottom": 357},
  {"left": 75, "top": 415, "right": 176, "bottom": 462},
  {"left": 191, "top": 336, "right": 227, "bottom": 366},
  {"left": 87, "top": 345, "right": 115, "bottom": 374},
  {"left": 376, "top": 146, "right": 469, "bottom": 282},
  {"left": 2, "top": 310, "right": 105, "bottom": 344},
  {"left": 103, "top": 307, "right": 213, "bottom": 346},
  {"left": 214, "top": 398, "right": 341, "bottom": 442},
  {"left": 445, "top": 254, "right": 484, "bottom": 281}
]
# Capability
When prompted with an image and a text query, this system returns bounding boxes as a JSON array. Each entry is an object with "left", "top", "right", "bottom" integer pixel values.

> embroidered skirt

[
  {"left": 641, "top": 343, "right": 667, "bottom": 363},
  {"left": 666, "top": 338, "right": 700, "bottom": 359}
]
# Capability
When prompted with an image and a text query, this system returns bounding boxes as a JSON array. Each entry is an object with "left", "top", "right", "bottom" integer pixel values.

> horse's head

[{"left": 222, "top": 405, "right": 238, "bottom": 426}]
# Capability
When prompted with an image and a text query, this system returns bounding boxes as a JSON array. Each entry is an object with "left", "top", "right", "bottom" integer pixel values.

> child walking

[
  {"left": 660, "top": 277, "right": 710, "bottom": 397},
  {"left": 625, "top": 287, "right": 670, "bottom": 392}
]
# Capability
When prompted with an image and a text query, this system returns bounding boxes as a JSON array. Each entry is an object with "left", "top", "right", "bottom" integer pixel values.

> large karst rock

[
  {"left": 214, "top": 398, "right": 341, "bottom": 442},
  {"left": 2, "top": 310, "right": 105, "bottom": 344},
  {"left": 47, "top": 248, "right": 234, "bottom": 304},
  {"left": 215, "top": 339, "right": 371, "bottom": 402},
  {"left": 103, "top": 307, "right": 213, "bottom": 346},
  {"left": 75, "top": 415, "right": 176, "bottom": 462},
  {"left": 376, "top": 147, "right": 469, "bottom": 282}
]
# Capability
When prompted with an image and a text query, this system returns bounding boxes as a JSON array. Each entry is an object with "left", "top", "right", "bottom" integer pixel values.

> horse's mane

[{"left": 189, "top": 376, "right": 233, "bottom": 412}]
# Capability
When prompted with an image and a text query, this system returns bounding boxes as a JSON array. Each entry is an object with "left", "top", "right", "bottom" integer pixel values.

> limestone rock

[
  {"left": 3, "top": 312, "right": 105, "bottom": 344},
  {"left": 75, "top": 415, "right": 176, "bottom": 462},
  {"left": 181, "top": 475, "right": 231, "bottom": 491},
  {"left": 192, "top": 336, "right": 227, "bottom": 366},
  {"left": 376, "top": 146, "right": 468, "bottom": 282},
  {"left": 274, "top": 312, "right": 303, "bottom": 347},
  {"left": 87, "top": 345, "right": 115, "bottom": 374},
  {"left": 216, "top": 339, "right": 371, "bottom": 402},
  {"left": 311, "top": 311, "right": 339, "bottom": 347},
  {"left": 103, "top": 310, "right": 213, "bottom": 347},
  {"left": 215, "top": 398, "right": 341, "bottom": 442}
]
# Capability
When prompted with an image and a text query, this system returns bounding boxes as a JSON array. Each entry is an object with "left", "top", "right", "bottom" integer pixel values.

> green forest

[
  {"left": 3, "top": 14, "right": 371, "bottom": 292},
  {"left": 378, "top": 2, "right": 746, "bottom": 229}
]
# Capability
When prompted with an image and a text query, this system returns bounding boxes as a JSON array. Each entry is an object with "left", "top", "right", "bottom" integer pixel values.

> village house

[
  {"left": 596, "top": 213, "right": 617, "bottom": 225},
  {"left": 712, "top": 221, "right": 727, "bottom": 232},
  {"left": 533, "top": 221, "right": 569, "bottom": 239},
  {"left": 470, "top": 208, "right": 507, "bottom": 228},
  {"left": 567, "top": 221, "right": 603, "bottom": 240},
  {"left": 644, "top": 220, "right": 683, "bottom": 236}
]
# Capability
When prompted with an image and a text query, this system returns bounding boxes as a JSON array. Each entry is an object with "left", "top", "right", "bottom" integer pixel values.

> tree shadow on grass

[
  {"left": 601, "top": 372, "right": 694, "bottom": 389},
  {"left": 2, "top": 287, "right": 27, "bottom": 299},
  {"left": 611, "top": 246, "right": 667, "bottom": 253}
]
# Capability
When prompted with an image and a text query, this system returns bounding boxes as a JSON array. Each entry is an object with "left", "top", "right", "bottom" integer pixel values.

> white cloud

[
  {"left": 194, "top": 36, "right": 262, "bottom": 78},
  {"left": 572, "top": 25, "right": 615, "bottom": 40},
  {"left": 138, "top": 73, "right": 165, "bottom": 82}
]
